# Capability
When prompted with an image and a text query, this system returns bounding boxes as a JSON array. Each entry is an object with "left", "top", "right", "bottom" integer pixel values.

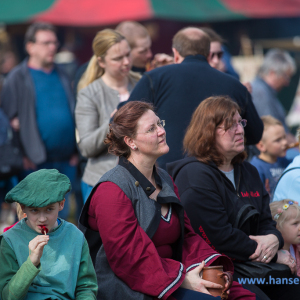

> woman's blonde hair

[
  {"left": 270, "top": 199, "right": 300, "bottom": 229},
  {"left": 77, "top": 29, "right": 126, "bottom": 91}
]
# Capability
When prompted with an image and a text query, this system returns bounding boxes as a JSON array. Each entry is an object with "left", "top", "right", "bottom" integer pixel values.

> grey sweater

[{"left": 75, "top": 75, "right": 139, "bottom": 185}]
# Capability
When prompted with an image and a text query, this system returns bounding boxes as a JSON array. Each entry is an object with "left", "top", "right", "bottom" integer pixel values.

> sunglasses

[{"left": 210, "top": 51, "right": 224, "bottom": 59}]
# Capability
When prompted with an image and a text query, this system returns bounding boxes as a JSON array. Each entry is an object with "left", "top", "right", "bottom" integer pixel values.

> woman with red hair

[{"left": 168, "top": 96, "right": 299, "bottom": 300}]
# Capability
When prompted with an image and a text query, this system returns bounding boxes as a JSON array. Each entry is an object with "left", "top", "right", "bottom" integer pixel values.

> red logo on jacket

[
  {"left": 241, "top": 191, "right": 260, "bottom": 197},
  {"left": 199, "top": 226, "right": 216, "bottom": 250}
]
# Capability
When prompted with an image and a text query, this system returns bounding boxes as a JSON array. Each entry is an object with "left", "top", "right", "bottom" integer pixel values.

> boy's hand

[{"left": 28, "top": 235, "right": 49, "bottom": 267}]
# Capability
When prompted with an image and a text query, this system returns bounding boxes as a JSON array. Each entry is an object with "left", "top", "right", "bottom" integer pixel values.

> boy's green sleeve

[
  {"left": 0, "top": 236, "right": 41, "bottom": 300},
  {"left": 75, "top": 239, "right": 98, "bottom": 300}
]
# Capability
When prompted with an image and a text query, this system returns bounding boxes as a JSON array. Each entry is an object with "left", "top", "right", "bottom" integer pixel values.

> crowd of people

[{"left": 0, "top": 20, "right": 300, "bottom": 300}]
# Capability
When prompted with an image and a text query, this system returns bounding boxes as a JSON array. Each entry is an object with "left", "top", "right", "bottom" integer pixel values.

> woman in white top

[{"left": 75, "top": 29, "right": 140, "bottom": 202}]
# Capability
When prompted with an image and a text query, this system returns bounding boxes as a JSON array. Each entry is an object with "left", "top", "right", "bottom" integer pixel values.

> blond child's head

[
  {"left": 16, "top": 203, "right": 26, "bottom": 221},
  {"left": 270, "top": 200, "right": 300, "bottom": 247},
  {"left": 5, "top": 169, "right": 70, "bottom": 234},
  {"left": 256, "top": 116, "right": 287, "bottom": 163}
]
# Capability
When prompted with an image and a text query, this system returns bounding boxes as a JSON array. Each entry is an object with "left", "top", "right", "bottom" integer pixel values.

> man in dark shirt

[
  {"left": 124, "top": 27, "right": 263, "bottom": 169},
  {"left": 0, "top": 23, "right": 77, "bottom": 219}
]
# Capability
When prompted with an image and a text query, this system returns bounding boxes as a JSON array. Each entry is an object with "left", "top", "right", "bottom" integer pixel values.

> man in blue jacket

[{"left": 123, "top": 27, "right": 263, "bottom": 169}]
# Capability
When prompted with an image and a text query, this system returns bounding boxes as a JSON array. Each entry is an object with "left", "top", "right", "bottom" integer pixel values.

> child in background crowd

[
  {"left": 0, "top": 169, "right": 97, "bottom": 300},
  {"left": 3, "top": 203, "right": 26, "bottom": 232},
  {"left": 270, "top": 199, "right": 300, "bottom": 276},
  {"left": 251, "top": 115, "right": 291, "bottom": 201}
]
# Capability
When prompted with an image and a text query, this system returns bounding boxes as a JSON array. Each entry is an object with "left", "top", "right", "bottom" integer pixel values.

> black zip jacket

[{"left": 167, "top": 157, "right": 284, "bottom": 262}]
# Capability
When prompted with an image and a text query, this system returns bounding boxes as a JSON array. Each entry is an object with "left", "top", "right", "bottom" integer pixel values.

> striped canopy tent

[{"left": 1, "top": 0, "right": 300, "bottom": 26}]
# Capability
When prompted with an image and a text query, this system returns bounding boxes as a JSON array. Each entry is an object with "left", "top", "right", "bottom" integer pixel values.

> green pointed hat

[{"left": 5, "top": 169, "right": 71, "bottom": 207}]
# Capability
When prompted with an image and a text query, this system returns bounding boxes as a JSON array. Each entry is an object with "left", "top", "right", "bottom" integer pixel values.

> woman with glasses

[
  {"left": 79, "top": 101, "right": 256, "bottom": 300},
  {"left": 168, "top": 96, "right": 300, "bottom": 300},
  {"left": 75, "top": 29, "right": 140, "bottom": 202}
]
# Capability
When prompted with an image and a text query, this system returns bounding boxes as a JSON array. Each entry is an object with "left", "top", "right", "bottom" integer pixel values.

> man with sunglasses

[
  {"left": 0, "top": 23, "right": 77, "bottom": 220},
  {"left": 201, "top": 27, "right": 239, "bottom": 80}
]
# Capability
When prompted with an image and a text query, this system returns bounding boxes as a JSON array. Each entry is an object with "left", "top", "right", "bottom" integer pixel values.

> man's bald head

[{"left": 172, "top": 27, "right": 210, "bottom": 58}]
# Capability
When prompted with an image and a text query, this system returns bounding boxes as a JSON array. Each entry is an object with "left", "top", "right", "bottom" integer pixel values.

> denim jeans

[{"left": 172, "top": 288, "right": 220, "bottom": 299}]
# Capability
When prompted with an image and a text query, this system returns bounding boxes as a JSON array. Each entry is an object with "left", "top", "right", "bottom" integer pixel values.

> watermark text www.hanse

[{"left": 238, "top": 276, "right": 300, "bottom": 285}]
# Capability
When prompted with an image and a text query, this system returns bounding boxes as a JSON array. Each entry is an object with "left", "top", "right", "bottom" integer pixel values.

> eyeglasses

[
  {"left": 219, "top": 119, "right": 247, "bottom": 132},
  {"left": 137, "top": 120, "right": 165, "bottom": 135},
  {"left": 210, "top": 51, "right": 224, "bottom": 60},
  {"left": 34, "top": 41, "right": 60, "bottom": 47}
]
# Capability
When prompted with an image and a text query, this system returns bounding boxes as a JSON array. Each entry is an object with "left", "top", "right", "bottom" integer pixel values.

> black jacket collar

[
  {"left": 131, "top": 65, "right": 146, "bottom": 75},
  {"left": 119, "top": 156, "right": 162, "bottom": 197},
  {"left": 182, "top": 54, "right": 208, "bottom": 64}
]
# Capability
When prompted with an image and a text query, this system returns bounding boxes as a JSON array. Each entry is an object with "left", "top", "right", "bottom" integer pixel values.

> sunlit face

[
  {"left": 99, "top": 39, "right": 132, "bottom": 80},
  {"left": 276, "top": 70, "right": 293, "bottom": 90},
  {"left": 215, "top": 111, "right": 245, "bottom": 162},
  {"left": 279, "top": 210, "right": 300, "bottom": 247},
  {"left": 268, "top": 69, "right": 293, "bottom": 91},
  {"left": 27, "top": 30, "right": 59, "bottom": 67},
  {"left": 261, "top": 124, "right": 287, "bottom": 159},
  {"left": 130, "top": 36, "right": 152, "bottom": 68},
  {"left": 208, "top": 41, "right": 223, "bottom": 70},
  {"left": 132, "top": 110, "right": 169, "bottom": 159},
  {"left": 21, "top": 201, "right": 65, "bottom": 234}
]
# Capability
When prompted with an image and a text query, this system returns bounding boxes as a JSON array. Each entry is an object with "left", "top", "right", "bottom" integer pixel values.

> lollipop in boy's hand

[{"left": 40, "top": 225, "right": 48, "bottom": 235}]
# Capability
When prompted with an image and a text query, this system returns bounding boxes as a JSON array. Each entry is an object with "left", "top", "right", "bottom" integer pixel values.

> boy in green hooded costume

[{"left": 0, "top": 169, "right": 98, "bottom": 300}]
